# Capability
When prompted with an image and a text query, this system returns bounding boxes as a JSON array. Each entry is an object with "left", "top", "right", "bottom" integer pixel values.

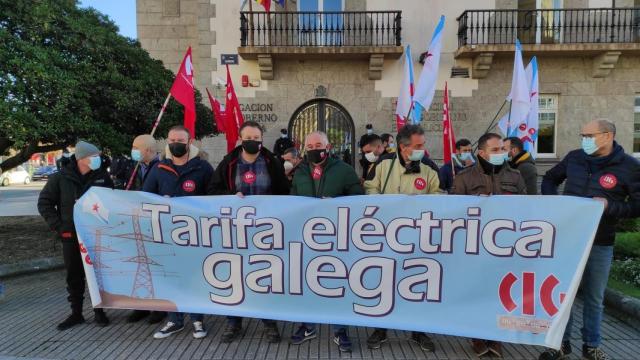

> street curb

[
  {"left": 0, "top": 257, "right": 64, "bottom": 278},
  {"left": 604, "top": 288, "right": 640, "bottom": 325}
]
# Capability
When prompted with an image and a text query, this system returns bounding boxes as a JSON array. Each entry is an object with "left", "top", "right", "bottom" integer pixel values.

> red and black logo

[
  {"left": 599, "top": 173, "right": 617, "bottom": 189},
  {"left": 182, "top": 180, "right": 196, "bottom": 192}
]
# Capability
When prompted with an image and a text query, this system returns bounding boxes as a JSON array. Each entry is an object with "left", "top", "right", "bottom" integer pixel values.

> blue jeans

[
  {"left": 562, "top": 245, "right": 613, "bottom": 348},
  {"left": 168, "top": 312, "right": 203, "bottom": 326},
  {"left": 302, "top": 323, "right": 347, "bottom": 334}
]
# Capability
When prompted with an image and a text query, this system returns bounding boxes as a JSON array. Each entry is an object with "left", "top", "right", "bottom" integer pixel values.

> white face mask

[
  {"left": 408, "top": 150, "right": 424, "bottom": 162},
  {"left": 284, "top": 161, "right": 294, "bottom": 172},
  {"left": 364, "top": 152, "right": 378, "bottom": 163}
]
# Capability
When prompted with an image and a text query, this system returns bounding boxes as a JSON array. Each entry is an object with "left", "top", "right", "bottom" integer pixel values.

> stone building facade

[{"left": 137, "top": 0, "right": 640, "bottom": 172}]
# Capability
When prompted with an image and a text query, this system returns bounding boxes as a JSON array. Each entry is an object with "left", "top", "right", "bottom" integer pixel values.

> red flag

[
  {"left": 224, "top": 65, "right": 244, "bottom": 153},
  {"left": 257, "top": 0, "right": 271, "bottom": 13},
  {"left": 442, "top": 82, "right": 456, "bottom": 166},
  {"left": 206, "top": 88, "right": 226, "bottom": 133},
  {"left": 170, "top": 47, "right": 196, "bottom": 137}
]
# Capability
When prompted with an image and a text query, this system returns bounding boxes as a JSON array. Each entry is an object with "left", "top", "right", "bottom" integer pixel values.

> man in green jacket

[{"left": 289, "top": 131, "right": 363, "bottom": 352}]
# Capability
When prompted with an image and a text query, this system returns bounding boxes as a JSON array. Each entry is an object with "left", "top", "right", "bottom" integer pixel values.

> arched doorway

[{"left": 288, "top": 99, "right": 355, "bottom": 166}]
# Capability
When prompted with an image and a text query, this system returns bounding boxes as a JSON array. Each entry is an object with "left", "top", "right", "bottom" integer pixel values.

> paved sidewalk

[{"left": 0, "top": 271, "right": 639, "bottom": 359}]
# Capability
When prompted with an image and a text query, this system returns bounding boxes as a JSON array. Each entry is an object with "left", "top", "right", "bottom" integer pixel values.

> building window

[
  {"left": 634, "top": 95, "right": 640, "bottom": 154},
  {"left": 537, "top": 95, "right": 558, "bottom": 156}
]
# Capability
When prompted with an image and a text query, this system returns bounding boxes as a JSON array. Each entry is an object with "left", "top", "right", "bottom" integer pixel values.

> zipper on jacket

[{"left": 582, "top": 169, "right": 592, "bottom": 196}]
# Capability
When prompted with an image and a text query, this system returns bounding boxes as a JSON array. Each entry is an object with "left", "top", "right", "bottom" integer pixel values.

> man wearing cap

[{"left": 38, "top": 140, "right": 114, "bottom": 330}]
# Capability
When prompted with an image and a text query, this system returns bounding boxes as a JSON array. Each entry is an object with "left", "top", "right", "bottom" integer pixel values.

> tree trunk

[{"left": 0, "top": 141, "right": 67, "bottom": 172}]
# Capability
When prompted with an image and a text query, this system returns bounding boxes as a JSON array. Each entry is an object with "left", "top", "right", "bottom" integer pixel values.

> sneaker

[
  {"left": 487, "top": 341, "right": 503, "bottom": 358},
  {"left": 153, "top": 321, "right": 184, "bottom": 339},
  {"left": 410, "top": 331, "right": 435, "bottom": 352},
  {"left": 220, "top": 322, "right": 242, "bottom": 343},
  {"left": 264, "top": 322, "right": 281, "bottom": 343},
  {"left": 538, "top": 340, "right": 572, "bottom": 360},
  {"left": 192, "top": 321, "right": 207, "bottom": 339},
  {"left": 582, "top": 344, "right": 611, "bottom": 360},
  {"left": 366, "top": 328, "right": 388, "bottom": 349},
  {"left": 147, "top": 311, "right": 166, "bottom": 324},
  {"left": 57, "top": 313, "right": 85, "bottom": 331},
  {"left": 126, "top": 310, "right": 149, "bottom": 323},
  {"left": 471, "top": 339, "right": 490, "bottom": 357},
  {"left": 94, "top": 309, "right": 109, "bottom": 327},
  {"left": 333, "top": 329, "right": 352, "bottom": 352},
  {"left": 291, "top": 325, "right": 317, "bottom": 345}
]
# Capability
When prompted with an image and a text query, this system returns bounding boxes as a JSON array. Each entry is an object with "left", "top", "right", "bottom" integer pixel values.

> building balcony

[
  {"left": 237, "top": 11, "right": 404, "bottom": 80},
  {"left": 455, "top": 8, "right": 640, "bottom": 78}
]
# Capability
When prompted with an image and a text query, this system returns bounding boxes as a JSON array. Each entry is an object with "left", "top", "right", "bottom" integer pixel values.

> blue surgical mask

[
  {"left": 408, "top": 150, "right": 424, "bottom": 162},
  {"left": 582, "top": 137, "right": 599, "bottom": 155},
  {"left": 488, "top": 153, "right": 506, "bottom": 166},
  {"left": 131, "top": 149, "right": 142, "bottom": 162},
  {"left": 388, "top": 143, "right": 396, "bottom": 149},
  {"left": 88, "top": 156, "right": 102, "bottom": 170},
  {"left": 459, "top": 152, "right": 473, "bottom": 162}
]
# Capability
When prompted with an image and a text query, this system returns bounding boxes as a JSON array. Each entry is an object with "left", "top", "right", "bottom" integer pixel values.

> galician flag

[
  {"left": 498, "top": 40, "right": 530, "bottom": 137},
  {"left": 519, "top": 56, "right": 539, "bottom": 158},
  {"left": 170, "top": 47, "right": 196, "bottom": 138},
  {"left": 413, "top": 15, "right": 445, "bottom": 123},
  {"left": 395, "top": 45, "right": 414, "bottom": 131}
]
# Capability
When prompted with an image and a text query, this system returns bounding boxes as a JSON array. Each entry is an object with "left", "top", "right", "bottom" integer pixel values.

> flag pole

[
  {"left": 248, "top": 0, "right": 255, "bottom": 46},
  {"left": 447, "top": 86, "right": 456, "bottom": 177},
  {"left": 506, "top": 99, "right": 513, "bottom": 136},
  {"left": 125, "top": 92, "right": 172, "bottom": 191},
  {"left": 472, "top": 98, "right": 509, "bottom": 148}
]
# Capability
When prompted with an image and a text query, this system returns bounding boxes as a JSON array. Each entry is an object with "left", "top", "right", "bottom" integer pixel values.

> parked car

[
  {"left": 0, "top": 166, "right": 31, "bottom": 186},
  {"left": 32, "top": 165, "right": 58, "bottom": 181}
]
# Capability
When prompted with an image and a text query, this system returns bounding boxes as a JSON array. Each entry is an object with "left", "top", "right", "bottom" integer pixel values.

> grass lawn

[{"left": 609, "top": 232, "right": 640, "bottom": 299}]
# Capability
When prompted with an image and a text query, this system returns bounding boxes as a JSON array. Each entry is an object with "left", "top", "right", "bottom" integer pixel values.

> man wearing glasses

[{"left": 538, "top": 119, "right": 640, "bottom": 360}]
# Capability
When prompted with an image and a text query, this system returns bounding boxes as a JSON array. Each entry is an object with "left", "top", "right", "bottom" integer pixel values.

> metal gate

[{"left": 288, "top": 99, "right": 355, "bottom": 166}]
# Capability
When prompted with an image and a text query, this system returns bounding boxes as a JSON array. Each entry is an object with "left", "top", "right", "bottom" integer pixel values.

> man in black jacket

[
  {"left": 144, "top": 126, "right": 213, "bottom": 340},
  {"left": 273, "top": 128, "right": 295, "bottom": 158},
  {"left": 38, "top": 140, "right": 114, "bottom": 331},
  {"left": 207, "top": 121, "right": 289, "bottom": 344},
  {"left": 538, "top": 120, "right": 640, "bottom": 360},
  {"left": 504, "top": 136, "right": 538, "bottom": 195}
]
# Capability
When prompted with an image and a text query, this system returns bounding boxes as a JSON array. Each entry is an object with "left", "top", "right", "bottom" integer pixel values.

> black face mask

[
  {"left": 307, "top": 149, "right": 327, "bottom": 164},
  {"left": 168, "top": 142, "right": 188, "bottom": 158},
  {"left": 242, "top": 140, "right": 262, "bottom": 155}
]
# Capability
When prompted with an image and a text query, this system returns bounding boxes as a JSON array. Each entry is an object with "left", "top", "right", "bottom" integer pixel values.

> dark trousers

[{"left": 62, "top": 241, "right": 86, "bottom": 314}]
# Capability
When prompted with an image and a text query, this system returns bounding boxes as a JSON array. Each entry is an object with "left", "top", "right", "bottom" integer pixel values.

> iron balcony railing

[
  {"left": 457, "top": 8, "right": 640, "bottom": 47},
  {"left": 240, "top": 11, "right": 402, "bottom": 47}
]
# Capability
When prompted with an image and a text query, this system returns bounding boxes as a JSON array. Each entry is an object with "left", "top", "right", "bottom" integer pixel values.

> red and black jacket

[{"left": 207, "top": 145, "right": 290, "bottom": 195}]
